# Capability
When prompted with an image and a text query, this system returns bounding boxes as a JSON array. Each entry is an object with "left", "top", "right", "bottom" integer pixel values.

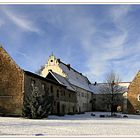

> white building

[{"left": 40, "top": 54, "right": 93, "bottom": 113}]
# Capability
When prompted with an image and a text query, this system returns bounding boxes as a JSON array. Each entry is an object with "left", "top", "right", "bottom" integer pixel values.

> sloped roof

[
  {"left": 89, "top": 83, "right": 106, "bottom": 94},
  {"left": 89, "top": 82, "right": 130, "bottom": 94},
  {"left": 24, "top": 70, "right": 66, "bottom": 87},
  {"left": 59, "top": 61, "right": 93, "bottom": 92},
  {"left": 47, "top": 71, "right": 76, "bottom": 92}
]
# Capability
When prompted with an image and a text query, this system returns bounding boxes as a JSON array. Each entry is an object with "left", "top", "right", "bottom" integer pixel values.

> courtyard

[{"left": 0, "top": 112, "right": 140, "bottom": 137}]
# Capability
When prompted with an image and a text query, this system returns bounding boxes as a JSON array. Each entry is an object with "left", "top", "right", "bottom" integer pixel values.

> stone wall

[
  {"left": 127, "top": 72, "right": 140, "bottom": 114},
  {"left": 76, "top": 87, "right": 92, "bottom": 112},
  {"left": 94, "top": 94, "right": 123, "bottom": 112},
  {"left": 0, "top": 47, "right": 24, "bottom": 116}
]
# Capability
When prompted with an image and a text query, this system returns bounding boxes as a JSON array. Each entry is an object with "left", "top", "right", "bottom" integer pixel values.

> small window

[
  {"left": 63, "top": 91, "right": 65, "bottom": 96},
  {"left": 138, "top": 94, "right": 140, "bottom": 101},
  {"left": 31, "top": 80, "right": 35, "bottom": 87},
  {"left": 69, "top": 93, "right": 71, "bottom": 98},
  {"left": 51, "top": 60, "right": 53, "bottom": 62}
]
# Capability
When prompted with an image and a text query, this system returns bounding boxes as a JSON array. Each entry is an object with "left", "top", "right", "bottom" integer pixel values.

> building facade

[
  {"left": 1, "top": 45, "right": 136, "bottom": 116},
  {"left": 40, "top": 54, "right": 93, "bottom": 113},
  {"left": 0, "top": 46, "right": 24, "bottom": 116},
  {"left": 127, "top": 71, "right": 140, "bottom": 114},
  {"left": 90, "top": 82, "right": 130, "bottom": 113}
]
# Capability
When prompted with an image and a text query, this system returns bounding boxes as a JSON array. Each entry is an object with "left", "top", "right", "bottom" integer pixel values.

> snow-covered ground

[{"left": 0, "top": 112, "right": 140, "bottom": 137}]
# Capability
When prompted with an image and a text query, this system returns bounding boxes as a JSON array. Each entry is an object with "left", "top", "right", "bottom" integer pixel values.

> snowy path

[{"left": 0, "top": 112, "right": 140, "bottom": 137}]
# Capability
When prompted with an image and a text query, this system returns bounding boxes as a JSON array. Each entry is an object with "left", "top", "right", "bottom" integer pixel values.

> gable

[{"left": 46, "top": 72, "right": 61, "bottom": 84}]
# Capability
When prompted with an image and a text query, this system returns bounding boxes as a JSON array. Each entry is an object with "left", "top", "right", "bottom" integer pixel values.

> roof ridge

[
  {"left": 58, "top": 59, "right": 89, "bottom": 80},
  {"left": 49, "top": 71, "right": 76, "bottom": 91}
]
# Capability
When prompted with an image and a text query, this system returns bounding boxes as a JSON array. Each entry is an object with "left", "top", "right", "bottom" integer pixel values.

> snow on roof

[
  {"left": 48, "top": 71, "right": 76, "bottom": 92},
  {"left": 59, "top": 61, "right": 93, "bottom": 92},
  {"left": 90, "top": 82, "right": 130, "bottom": 94},
  {"left": 118, "top": 82, "right": 130, "bottom": 88},
  {"left": 89, "top": 83, "right": 106, "bottom": 94}
]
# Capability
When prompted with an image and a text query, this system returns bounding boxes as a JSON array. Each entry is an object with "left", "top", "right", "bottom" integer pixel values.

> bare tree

[{"left": 99, "top": 71, "right": 125, "bottom": 116}]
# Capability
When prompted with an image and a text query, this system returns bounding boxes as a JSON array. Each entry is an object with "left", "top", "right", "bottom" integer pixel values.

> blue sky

[{"left": 0, "top": 4, "right": 140, "bottom": 82}]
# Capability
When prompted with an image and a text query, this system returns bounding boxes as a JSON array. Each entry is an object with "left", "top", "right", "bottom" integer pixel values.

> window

[
  {"left": 51, "top": 60, "right": 53, "bottom": 62},
  {"left": 50, "top": 85, "right": 53, "bottom": 93},
  {"left": 69, "top": 93, "right": 71, "bottom": 98},
  {"left": 138, "top": 94, "right": 140, "bottom": 101},
  {"left": 54, "top": 101, "right": 56, "bottom": 106},
  {"left": 63, "top": 91, "right": 65, "bottom": 96},
  {"left": 31, "top": 80, "right": 35, "bottom": 87}
]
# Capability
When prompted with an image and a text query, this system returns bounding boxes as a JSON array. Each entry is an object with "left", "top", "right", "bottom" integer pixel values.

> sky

[{"left": 1, "top": 4, "right": 140, "bottom": 83}]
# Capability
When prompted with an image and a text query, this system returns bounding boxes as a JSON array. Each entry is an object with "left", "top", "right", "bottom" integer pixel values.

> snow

[
  {"left": 49, "top": 71, "right": 75, "bottom": 92},
  {"left": 90, "top": 82, "right": 130, "bottom": 94},
  {"left": 0, "top": 112, "right": 140, "bottom": 137},
  {"left": 59, "top": 62, "right": 92, "bottom": 92}
]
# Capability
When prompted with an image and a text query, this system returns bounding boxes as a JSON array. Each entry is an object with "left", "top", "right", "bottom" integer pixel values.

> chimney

[
  {"left": 67, "top": 64, "right": 71, "bottom": 70},
  {"left": 57, "top": 58, "right": 60, "bottom": 63},
  {"left": 94, "top": 82, "right": 97, "bottom": 86}
]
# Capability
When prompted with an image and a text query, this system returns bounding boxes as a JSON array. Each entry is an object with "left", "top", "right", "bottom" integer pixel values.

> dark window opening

[{"left": 54, "top": 101, "right": 56, "bottom": 106}]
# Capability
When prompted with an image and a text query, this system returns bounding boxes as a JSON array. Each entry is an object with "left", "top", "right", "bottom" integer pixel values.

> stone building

[
  {"left": 90, "top": 82, "right": 130, "bottom": 113},
  {"left": 0, "top": 45, "right": 133, "bottom": 116},
  {"left": 0, "top": 46, "right": 24, "bottom": 116},
  {"left": 127, "top": 71, "right": 140, "bottom": 114},
  {"left": 40, "top": 54, "right": 93, "bottom": 113},
  {"left": 0, "top": 46, "right": 76, "bottom": 116},
  {"left": 24, "top": 71, "right": 77, "bottom": 115}
]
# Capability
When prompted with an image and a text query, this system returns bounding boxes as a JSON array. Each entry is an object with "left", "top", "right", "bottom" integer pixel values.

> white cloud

[
  {"left": 110, "top": 5, "right": 131, "bottom": 22},
  {"left": 2, "top": 8, "right": 40, "bottom": 33},
  {"left": 82, "top": 5, "right": 132, "bottom": 82}
]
